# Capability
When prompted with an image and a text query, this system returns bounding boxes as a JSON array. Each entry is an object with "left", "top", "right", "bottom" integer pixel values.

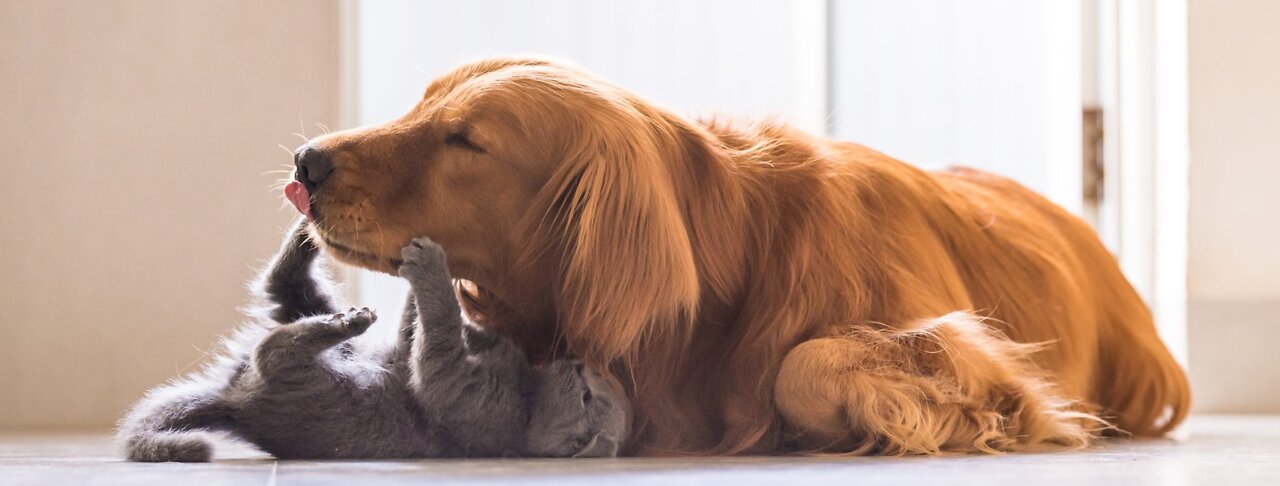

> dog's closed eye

[{"left": 444, "top": 132, "right": 485, "bottom": 153}]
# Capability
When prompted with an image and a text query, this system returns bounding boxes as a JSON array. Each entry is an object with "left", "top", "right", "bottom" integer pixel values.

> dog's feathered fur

[
  {"left": 118, "top": 220, "right": 628, "bottom": 461},
  {"left": 301, "top": 57, "right": 1191, "bottom": 455}
]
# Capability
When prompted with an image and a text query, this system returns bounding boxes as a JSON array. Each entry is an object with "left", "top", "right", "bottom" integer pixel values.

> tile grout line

[{"left": 266, "top": 460, "right": 278, "bottom": 486}]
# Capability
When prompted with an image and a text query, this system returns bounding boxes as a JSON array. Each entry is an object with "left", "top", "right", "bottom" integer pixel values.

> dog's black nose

[{"left": 294, "top": 145, "right": 333, "bottom": 192}]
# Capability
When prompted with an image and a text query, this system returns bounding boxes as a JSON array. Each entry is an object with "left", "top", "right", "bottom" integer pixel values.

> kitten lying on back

[{"left": 119, "top": 220, "right": 628, "bottom": 461}]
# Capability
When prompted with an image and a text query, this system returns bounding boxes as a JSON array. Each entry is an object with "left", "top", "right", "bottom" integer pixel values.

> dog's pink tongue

[{"left": 284, "top": 180, "right": 312, "bottom": 219}]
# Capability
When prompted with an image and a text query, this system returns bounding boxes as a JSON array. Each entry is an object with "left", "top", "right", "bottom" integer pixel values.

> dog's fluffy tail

[
  {"left": 118, "top": 378, "right": 233, "bottom": 462},
  {"left": 1097, "top": 287, "right": 1191, "bottom": 436}
]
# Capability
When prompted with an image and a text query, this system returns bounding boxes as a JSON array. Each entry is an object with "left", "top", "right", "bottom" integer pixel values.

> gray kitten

[{"left": 118, "top": 220, "right": 628, "bottom": 461}]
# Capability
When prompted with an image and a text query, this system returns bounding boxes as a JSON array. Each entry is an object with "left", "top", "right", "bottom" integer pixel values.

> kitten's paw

[
  {"left": 398, "top": 237, "right": 449, "bottom": 284},
  {"left": 126, "top": 432, "right": 214, "bottom": 463},
  {"left": 330, "top": 307, "right": 376, "bottom": 336}
]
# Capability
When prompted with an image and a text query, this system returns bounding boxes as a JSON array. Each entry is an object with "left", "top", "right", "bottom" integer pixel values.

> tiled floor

[{"left": 2, "top": 415, "right": 1277, "bottom": 485}]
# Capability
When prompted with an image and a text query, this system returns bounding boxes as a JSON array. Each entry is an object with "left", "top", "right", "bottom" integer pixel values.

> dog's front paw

[
  {"left": 398, "top": 237, "right": 449, "bottom": 284},
  {"left": 329, "top": 307, "right": 376, "bottom": 336}
]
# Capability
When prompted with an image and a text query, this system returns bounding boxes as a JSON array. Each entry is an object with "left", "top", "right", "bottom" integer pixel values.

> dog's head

[{"left": 291, "top": 57, "right": 705, "bottom": 361}]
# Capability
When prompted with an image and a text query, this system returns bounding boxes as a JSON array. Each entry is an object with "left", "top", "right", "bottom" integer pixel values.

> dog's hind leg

[
  {"left": 773, "top": 312, "right": 1101, "bottom": 455},
  {"left": 259, "top": 217, "right": 339, "bottom": 323}
]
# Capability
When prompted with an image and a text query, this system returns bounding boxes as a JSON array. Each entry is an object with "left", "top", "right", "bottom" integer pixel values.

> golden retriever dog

[{"left": 292, "top": 57, "right": 1189, "bottom": 455}]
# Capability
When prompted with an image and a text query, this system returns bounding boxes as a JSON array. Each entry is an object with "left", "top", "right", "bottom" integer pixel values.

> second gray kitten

[{"left": 118, "top": 220, "right": 628, "bottom": 461}]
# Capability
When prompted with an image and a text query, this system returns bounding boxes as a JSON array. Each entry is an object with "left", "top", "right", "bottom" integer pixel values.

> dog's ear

[{"left": 534, "top": 106, "right": 702, "bottom": 363}]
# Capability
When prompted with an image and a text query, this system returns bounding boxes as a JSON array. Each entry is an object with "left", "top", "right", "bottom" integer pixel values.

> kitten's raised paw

[
  {"left": 398, "top": 237, "right": 449, "bottom": 282},
  {"left": 330, "top": 307, "right": 376, "bottom": 336}
]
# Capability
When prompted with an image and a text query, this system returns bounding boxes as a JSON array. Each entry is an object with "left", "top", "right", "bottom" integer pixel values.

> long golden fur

[{"left": 303, "top": 57, "right": 1190, "bottom": 455}]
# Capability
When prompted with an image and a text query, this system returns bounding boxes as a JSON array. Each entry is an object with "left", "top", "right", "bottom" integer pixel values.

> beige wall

[
  {"left": 1188, "top": 0, "right": 1280, "bottom": 412},
  {"left": 0, "top": 0, "right": 338, "bottom": 429}
]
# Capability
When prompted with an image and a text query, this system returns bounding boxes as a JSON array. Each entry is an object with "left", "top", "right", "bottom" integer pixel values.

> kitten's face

[{"left": 525, "top": 360, "right": 629, "bottom": 457}]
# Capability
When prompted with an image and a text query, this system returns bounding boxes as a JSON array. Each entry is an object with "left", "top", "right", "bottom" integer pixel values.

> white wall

[
  {"left": 1187, "top": 0, "right": 1280, "bottom": 412},
  {"left": 829, "top": 0, "right": 1083, "bottom": 213},
  {"left": 355, "top": 0, "right": 825, "bottom": 130},
  {"left": 0, "top": 0, "right": 339, "bottom": 429}
]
